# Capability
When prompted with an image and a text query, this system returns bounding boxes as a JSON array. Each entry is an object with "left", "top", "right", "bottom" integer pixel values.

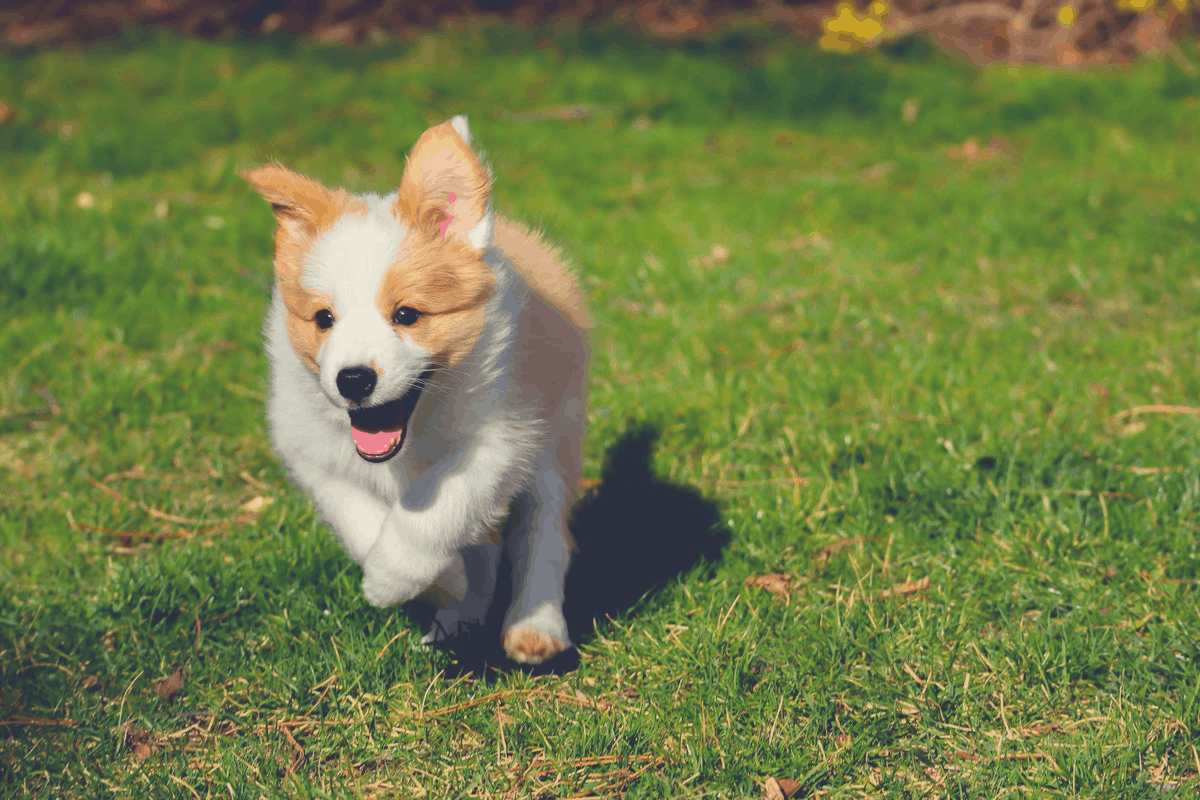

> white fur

[{"left": 264, "top": 142, "right": 583, "bottom": 661}]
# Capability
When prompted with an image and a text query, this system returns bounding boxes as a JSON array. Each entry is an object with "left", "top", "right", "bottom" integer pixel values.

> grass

[{"left": 2, "top": 23, "right": 1200, "bottom": 798}]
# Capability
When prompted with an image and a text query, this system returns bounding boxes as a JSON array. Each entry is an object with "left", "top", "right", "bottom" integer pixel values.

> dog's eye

[
  {"left": 315, "top": 309, "right": 334, "bottom": 329},
  {"left": 392, "top": 306, "right": 421, "bottom": 326}
]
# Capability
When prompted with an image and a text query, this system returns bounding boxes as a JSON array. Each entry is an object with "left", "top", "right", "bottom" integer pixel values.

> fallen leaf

[
  {"left": 856, "top": 161, "right": 895, "bottom": 181},
  {"left": 153, "top": 669, "right": 184, "bottom": 701},
  {"left": 764, "top": 776, "right": 802, "bottom": 800},
  {"left": 241, "top": 496, "right": 274, "bottom": 514},
  {"left": 80, "top": 675, "right": 100, "bottom": 691},
  {"left": 122, "top": 719, "right": 156, "bottom": 760},
  {"left": 816, "top": 535, "right": 864, "bottom": 562},
  {"left": 1120, "top": 421, "right": 1147, "bottom": 437},
  {"left": 948, "top": 135, "right": 1015, "bottom": 163},
  {"left": 745, "top": 573, "right": 793, "bottom": 600},
  {"left": 881, "top": 576, "right": 931, "bottom": 599}
]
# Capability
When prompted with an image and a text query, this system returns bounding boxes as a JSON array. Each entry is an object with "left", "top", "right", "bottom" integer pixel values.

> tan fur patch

[
  {"left": 502, "top": 627, "right": 566, "bottom": 664},
  {"left": 494, "top": 216, "right": 591, "bottom": 330},
  {"left": 243, "top": 163, "right": 368, "bottom": 373},
  {"left": 375, "top": 233, "right": 495, "bottom": 369},
  {"left": 392, "top": 121, "right": 492, "bottom": 245}
]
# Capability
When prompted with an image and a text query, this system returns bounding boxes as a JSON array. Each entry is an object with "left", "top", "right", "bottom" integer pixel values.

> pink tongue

[{"left": 351, "top": 426, "right": 402, "bottom": 456}]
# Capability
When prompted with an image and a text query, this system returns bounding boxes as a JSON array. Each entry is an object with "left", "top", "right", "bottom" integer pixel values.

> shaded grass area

[{"left": 2, "top": 25, "right": 1200, "bottom": 798}]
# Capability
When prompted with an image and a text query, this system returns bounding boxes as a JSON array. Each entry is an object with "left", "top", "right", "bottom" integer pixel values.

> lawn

[{"left": 2, "top": 23, "right": 1200, "bottom": 798}]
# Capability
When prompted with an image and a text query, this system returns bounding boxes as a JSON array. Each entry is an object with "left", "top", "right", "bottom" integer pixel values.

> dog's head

[{"left": 245, "top": 116, "right": 495, "bottom": 463}]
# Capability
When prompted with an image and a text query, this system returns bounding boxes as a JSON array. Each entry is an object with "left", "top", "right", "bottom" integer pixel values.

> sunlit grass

[{"left": 2, "top": 27, "right": 1200, "bottom": 798}]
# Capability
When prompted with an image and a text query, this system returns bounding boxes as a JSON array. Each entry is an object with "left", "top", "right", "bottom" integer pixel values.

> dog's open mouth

[{"left": 347, "top": 376, "right": 427, "bottom": 463}]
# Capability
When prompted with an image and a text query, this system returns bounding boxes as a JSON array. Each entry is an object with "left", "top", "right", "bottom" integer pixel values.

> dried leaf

[
  {"left": 153, "top": 669, "right": 184, "bottom": 701},
  {"left": 816, "top": 535, "right": 863, "bottom": 562},
  {"left": 856, "top": 161, "right": 895, "bottom": 181},
  {"left": 763, "top": 776, "right": 802, "bottom": 800},
  {"left": 80, "top": 675, "right": 100, "bottom": 691},
  {"left": 133, "top": 742, "right": 152, "bottom": 761},
  {"left": 881, "top": 576, "right": 931, "bottom": 599},
  {"left": 241, "top": 496, "right": 274, "bottom": 514},
  {"left": 745, "top": 573, "right": 793, "bottom": 600}
]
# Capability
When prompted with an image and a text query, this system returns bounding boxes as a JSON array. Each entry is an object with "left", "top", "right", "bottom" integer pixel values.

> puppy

[{"left": 245, "top": 116, "right": 589, "bottom": 664}]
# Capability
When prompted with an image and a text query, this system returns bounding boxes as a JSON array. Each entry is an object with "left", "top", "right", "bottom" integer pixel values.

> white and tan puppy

[{"left": 245, "top": 116, "right": 588, "bottom": 664}]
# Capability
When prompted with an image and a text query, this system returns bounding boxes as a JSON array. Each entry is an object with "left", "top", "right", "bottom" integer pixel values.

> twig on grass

[
  {"left": 881, "top": 576, "right": 930, "bottom": 599},
  {"left": 102, "top": 465, "right": 148, "bottom": 482},
  {"left": 953, "top": 750, "right": 1047, "bottom": 763},
  {"left": 75, "top": 515, "right": 257, "bottom": 544},
  {"left": 715, "top": 477, "right": 809, "bottom": 488},
  {"left": 0, "top": 716, "right": 78, "bottom": 727},
  {"left": 373, "top": 628, "right": 411, "bottom": 663},
  {"left": 167, "top": 774, "right": 202, "bottom": 800},
  {"left": 491, "top": 104, "right": 618, "bottom": 122},
  {"left": 1020, "top": 488, "right": 1140, "bottom": 500},
  {"left": 816, "top": 534, "right": 868, "bottom": 562},
  {"left": 1108, "top": 404, "right": 1200, "bottom": 425},
  {"left": 206, "top": 594, "right": 256, "bottom": 626},
  {"left": 0, "top": 386, "right": 61, "bottom": 427},
  {"left": 34, "top": 386, "right": 61, "bottom": 414},
  {"left": 87, "top": 477, "right": 203, "bottom": 525},
  {"left": 422, "top": 688, "right": 612, "bottom": 718},
  {"left": 1075, "top": 448, "right": 1183, "bottom": 475},
  {"left": 279, "top": 725, "right": 307, "bottom": 776}
]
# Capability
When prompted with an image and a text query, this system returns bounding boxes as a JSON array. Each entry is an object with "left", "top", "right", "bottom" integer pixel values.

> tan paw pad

[{"left": 502, "top": 627, "right": 565, "bottom": 664}]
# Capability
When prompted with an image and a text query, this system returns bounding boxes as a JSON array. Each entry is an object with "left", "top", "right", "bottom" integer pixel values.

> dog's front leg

[
  {"left": 303, "top": 477, "right": 392, "bottom": 565},
  {"left": 360, "top": 435, "right": 516, "bottom": 608},
  {"left": 360, "top": 504, "right": 461, "bottom": 608}
]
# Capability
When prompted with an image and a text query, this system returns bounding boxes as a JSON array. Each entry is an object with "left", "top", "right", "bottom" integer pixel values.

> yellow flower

[
  {"left": 1170, "top": 0, "right": 1188, "bottom": 11},
  {"left": 1116, "top": 0, "right": 1157, "bottom": 11},
  {"left": 869, "top": 0, "right": 889, "bottom": 17},
  {"left": 1057, "top": 4, "right": 1076, "bottom": 25},
  {"left": 819, "top": 2, "right": 885, "bottom": 51}
]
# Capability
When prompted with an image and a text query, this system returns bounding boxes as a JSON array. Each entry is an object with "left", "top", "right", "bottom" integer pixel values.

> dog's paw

[
  {"left": 361, "top": 569, "right": 422, "bottom": 608},
  {"left": 502, "top": 627, "right": 567, "bottom": 664},
  {"left": 420, "top": 608, "right": 485, "bottom": 647},
  {"left": 502, "top": 602, "right": 571, "bottom": 664}
]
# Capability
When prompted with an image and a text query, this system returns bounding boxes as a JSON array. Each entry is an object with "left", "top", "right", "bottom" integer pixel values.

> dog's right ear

[
  {"left": 243, "top": 164, "right": 356, "bottom": 282},
  {"left": 393, "top": 118, "right": 494, "bottom": 251}
]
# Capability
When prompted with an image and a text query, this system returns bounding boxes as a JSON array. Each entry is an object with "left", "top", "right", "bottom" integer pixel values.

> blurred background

[{"left": 1, "top": 0, "right": 1197, "bottom": 65}]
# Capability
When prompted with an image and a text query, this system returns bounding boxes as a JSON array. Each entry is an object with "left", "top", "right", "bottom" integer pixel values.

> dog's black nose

[{"left": 336, "top": 367, "right": 377, "bottom": 401}]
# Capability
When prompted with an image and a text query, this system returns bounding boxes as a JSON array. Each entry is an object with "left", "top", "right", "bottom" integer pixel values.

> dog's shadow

[{"left": 432, "top": 424, "right": 726, "bottom": 677}]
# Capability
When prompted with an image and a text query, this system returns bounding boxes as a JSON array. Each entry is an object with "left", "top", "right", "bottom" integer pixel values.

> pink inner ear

[{"left": 438, "top": 192, "right": 458, "bottom": 238}]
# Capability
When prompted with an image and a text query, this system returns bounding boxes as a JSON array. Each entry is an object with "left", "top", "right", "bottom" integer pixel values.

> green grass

[{"left": 3, "top": 24, "right": 1200, "bottom": 797}]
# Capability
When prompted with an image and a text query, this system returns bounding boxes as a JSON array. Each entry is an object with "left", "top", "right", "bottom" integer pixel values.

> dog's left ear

[{"left": 394, "top": 115, "right": 494, "bottom": 250}]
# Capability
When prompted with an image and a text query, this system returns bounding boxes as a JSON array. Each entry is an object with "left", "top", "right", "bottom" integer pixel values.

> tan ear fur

[
  {"left": 243, "top": 163, "right": 367, "bottom": 373},
  {"left": 391, "top": 122, "right": 491, "bottom": 246}
]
